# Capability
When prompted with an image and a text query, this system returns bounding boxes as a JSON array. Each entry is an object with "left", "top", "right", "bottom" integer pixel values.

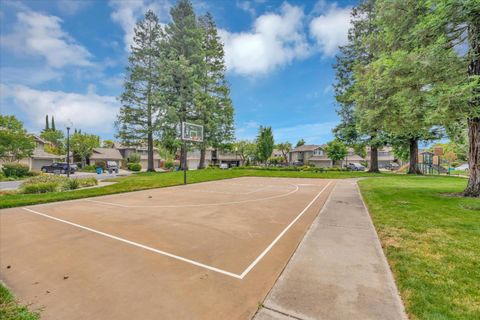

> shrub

[
  {"left": 22, "top": 182, "right": 59, "bottom": 194},
  {"left": 164, "top": 160, "right": 174, "bottom": 170},
  {"left": 2, "top": 163, "right": 30, "bottom": 177},
  {"left": 63, "top": 178, "right": 80, "bottom": 190},
  {"left": 127, "top": 162, "right": 142, "bottom": 171},
  {"left": 129, "top": 153, "right": 141, "bottom": 164}
]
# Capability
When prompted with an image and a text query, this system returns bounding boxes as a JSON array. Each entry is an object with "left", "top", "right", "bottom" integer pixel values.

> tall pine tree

[
  {"left": 159, "top": 0, "right": 203, "bottom": 169},
  {"left": 333, "top": 0, "right": 384, "bottom": 173},
  {"left": 116, "top": 10, "right": 163, "bottom": 172},
  {"left": 196, "top": 12, "right": 234, "bottom": 169}
]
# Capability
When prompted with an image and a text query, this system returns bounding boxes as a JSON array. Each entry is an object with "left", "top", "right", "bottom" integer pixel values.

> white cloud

[
  {"left": 309, "top": 3, "right": 351, "bottom": 56},
  {"left": 1, "top": 10, "right": 93, "bottom": 68},
  {"left": 1, "top": 84, "right": 120, "bottom": 134},
  {"left": 220, "top": 3, "right": 311, "bottom": 76},
  {"left": 109, "top": 0, "right": 170, "bottom": 51},
  {"left": 236, "top": 1, "right": 256, "bottom": 17},
  {"left": 56, "top": 0, "right": 90, "bottom": 15}
]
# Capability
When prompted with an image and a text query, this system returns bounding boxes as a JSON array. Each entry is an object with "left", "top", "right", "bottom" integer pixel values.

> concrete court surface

[
  {"left": 0, "top": 177, "right": 335, "bottom": 320},
  {"left": 255, "top": 179, "right": 407, "bottom": 320}
]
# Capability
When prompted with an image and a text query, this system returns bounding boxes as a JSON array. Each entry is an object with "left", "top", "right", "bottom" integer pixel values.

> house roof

[
  {"left": 32, "top": 149, "right": 63, "bottom": 159},
  {"left": 90, "top": 148, "right": 123, "bottom": 160},
  {"left": 113, "top": 141, "right": 157, "bottom": 151},
  {"left": 290, "top": 145, "right": 322, "bottom": 152}
]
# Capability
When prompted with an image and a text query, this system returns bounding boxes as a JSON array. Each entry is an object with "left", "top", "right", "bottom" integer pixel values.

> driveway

[{"left": 0, "top": 170, "right": 132, "bottom": 191}]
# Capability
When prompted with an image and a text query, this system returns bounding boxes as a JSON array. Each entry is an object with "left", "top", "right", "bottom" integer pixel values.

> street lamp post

[{"left": 66, "top": 126, "right": 70, "bottom": 178}]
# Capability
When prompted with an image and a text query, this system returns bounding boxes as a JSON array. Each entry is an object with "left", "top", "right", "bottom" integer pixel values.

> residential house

[
  {"left": 114, "top": 143, "right": 162, "bottom": 169},
  {"left": 185, "top": 148, "right": 243, "bottom": 169},
  {"left": 89, "top": 148, "right": 123, "bottom": 167},
  {"left": 289, "top": 144, "right": 397, "bottom": 168},
  {"left": 17, "top": 135, "right": 63, "bottom": 171}
]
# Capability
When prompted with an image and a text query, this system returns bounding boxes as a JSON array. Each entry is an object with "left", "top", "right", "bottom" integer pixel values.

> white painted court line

[
  {"left": 239, "top": 181, "right": 333, "bottom": 279},
  {"left": 21, "top": 207, "right": 243, "bottom": 279},
  {"left": 20, "top": 180, "right": 333, "bottom": 280},
  {"left": 84, "top": 184, "right": 300, "bottom": 208},
  {"left": 185, "top": 185, "right": 271, "bottom": 195}
]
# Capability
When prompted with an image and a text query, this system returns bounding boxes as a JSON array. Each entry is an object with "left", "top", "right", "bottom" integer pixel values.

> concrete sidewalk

[{"left": 255, "top": 180, "right": 407, "bottom": 320}]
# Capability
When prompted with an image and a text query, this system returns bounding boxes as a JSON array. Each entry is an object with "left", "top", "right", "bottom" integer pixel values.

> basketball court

[{"left": 0, "top": 177, "right": 335, "bottom": 320}]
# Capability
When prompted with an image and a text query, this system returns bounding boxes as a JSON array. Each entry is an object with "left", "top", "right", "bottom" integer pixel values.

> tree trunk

[
  {"left": 198, "top": 146, "right": 206, "bottom": 169},
  {"left": 368, "top": 145, "right": 380, "bottom": 173},
  {"left": 147, "top": 131, "right": 155, "bottom": 172},
  {"left": 464, "top": 22, "right": 480, "bottom": 196},
  {"left": 407, "top": 139, "right": 421, "bottom": 174},
  {"left": 180, "top": 144, "right": 187, "bottom": 170},
  {"left": 464, "top": 117, "right": 480, "bottom": 197}
]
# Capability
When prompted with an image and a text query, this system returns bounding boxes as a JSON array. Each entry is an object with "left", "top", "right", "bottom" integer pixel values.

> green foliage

[
  {"left": 71, "top": 132, "right": 100, "bottom": 166},
  {"left": 79, "top": 165, "right": 96, "bottom": 172},
  {"left": 40, "top": 129, "right": 65, "bottom": 154},
  {"left": 325, "top": 140, "right": 348, "bottom": 165},
  {"left": 275, "top": 142, "right": 292, "bottom": 162},
  {"left": 116, "top": 10, "right": 163, "bottom": 172},
  {"left": 233, "top": 140, "right": 257, "bottom": 162},
  {"left": 256, "top": 126, "right": 274, "bottom": 164},
  {"left": 295, "top": 139, "right": 305, "bottom": 147},
  {"left": 65, "top": 178, "right": 80, "bottom": 190},
  {"left": 268, "top": 156, "right": 284, "bottom": 165},
  {"left": 0, "top": 115, "right": 35, "bottom": 162},
  {"left": 128, "top": 162, "right": 142, "bottom": 171},
  {"left": 22, "top": 182, "right": 59, "bottom": 194},
  {"left": 2, "top": 163, "right": 30, "bottom": 177},
  {"left": 196, "top": 12, "right": 235, "bottom": 159},
  {"left": 129, "top": 153, "right": 141, "bottom": 164},
  {"left": 102, "top": 140, "right": 115, "bottom": 148},
  {"left": 164, "top": 160, "right": 174, "bottom": 170}
]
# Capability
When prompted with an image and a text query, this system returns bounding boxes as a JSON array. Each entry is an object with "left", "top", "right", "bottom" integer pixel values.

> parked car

[
  {"left": 384, "top": 163, "right": 400, "bottom": 171},
  {"left": 41, "top": 162, "right": 77, "bottom": 174},
  {"left": 455, "top": 163, "right": 469, "bottom": 171},
  {"left": 106, "top": 161, "right": 119, "bottom": 174},
  {"left": 346, "top": 163, "right": 366, "bottom": 171}
]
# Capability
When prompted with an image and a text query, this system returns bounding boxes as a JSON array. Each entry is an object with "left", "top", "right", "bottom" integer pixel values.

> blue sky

[{"left": 0, "top": 0, "right": 357, "bottom": 145}]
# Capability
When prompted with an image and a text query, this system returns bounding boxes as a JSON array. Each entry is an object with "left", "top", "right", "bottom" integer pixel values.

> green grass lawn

[
  {"left": 0, "top": 284, "right": 39, "bottom": 320},
  {"left": 359, "top": 176, "right": 480, "bottom": 320},
  {"left": 0, "top": 169, "right": 382, "bottom": 209}
]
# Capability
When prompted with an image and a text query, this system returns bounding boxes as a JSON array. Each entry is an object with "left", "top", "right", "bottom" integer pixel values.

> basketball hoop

[{"left": 181, "top": 122, "right": 204, "bottom": 142}]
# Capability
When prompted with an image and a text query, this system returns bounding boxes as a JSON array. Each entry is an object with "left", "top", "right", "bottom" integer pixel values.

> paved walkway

[{"left": 254, "top": 179, "right": 407, "bottom": 320}]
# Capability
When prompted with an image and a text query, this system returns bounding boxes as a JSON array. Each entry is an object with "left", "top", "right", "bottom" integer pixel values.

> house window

[{"left": 313, "top": 149, "right": 324, "bottom": 156}]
